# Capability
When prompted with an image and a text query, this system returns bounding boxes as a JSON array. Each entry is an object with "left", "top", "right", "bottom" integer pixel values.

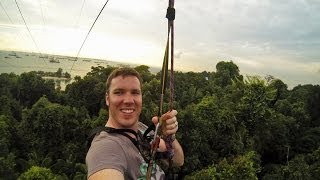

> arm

[
  {"left": 89, "top": 169, "right": 124, "bottom": 180},
  {"left": 171, "top": 138, "right": 184, "bottom": 166},
  {"left": 86, "top": 134, "right": 126, "bottom": 179},
  {"left": 153, "top": 110, "right": 185, "bottom": 166}
]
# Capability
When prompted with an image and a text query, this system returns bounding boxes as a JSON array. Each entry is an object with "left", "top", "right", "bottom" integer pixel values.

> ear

[{"left": 106, "top": 94, "right": 109, "bottom": 106}]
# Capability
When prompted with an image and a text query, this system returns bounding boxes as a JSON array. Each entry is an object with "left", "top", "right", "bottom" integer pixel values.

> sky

[{"left": 0, "top": 0, "right": 320, "bottom": 88}]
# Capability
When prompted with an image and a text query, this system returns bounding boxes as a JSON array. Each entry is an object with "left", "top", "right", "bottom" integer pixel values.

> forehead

[{"left": 109, "top": 75, "right": 141, "bottom": 90}]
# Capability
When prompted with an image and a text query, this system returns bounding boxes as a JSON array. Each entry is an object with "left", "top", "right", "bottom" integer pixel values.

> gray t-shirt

[{"left": 86, "top": 131, "right": 165, "bottom": 179}]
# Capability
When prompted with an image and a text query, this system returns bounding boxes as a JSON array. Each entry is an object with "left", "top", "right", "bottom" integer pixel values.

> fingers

[
  {"left": 152, "top": 116, "right": 158, "bottom": 125},
  {"left": 164, "top": 119, "right": 178, "bottom": 135},
  {"left": 151, "top": 110, "right": 179, "bottom": 136},
  {"left": 152, "top": 110, "right": 178, "bottom": 124},
  {"left": 162, "top": 110, "right": 178, "bottom": 136}
]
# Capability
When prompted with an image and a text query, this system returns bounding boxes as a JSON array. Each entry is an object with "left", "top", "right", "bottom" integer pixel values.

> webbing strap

[{"left": 87, "top": 126, "right": 139, "bottom": 150}]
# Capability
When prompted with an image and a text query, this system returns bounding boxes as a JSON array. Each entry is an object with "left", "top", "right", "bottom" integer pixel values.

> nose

[{"left": 123, "top": 93, "right": 134, "bottom": 104}]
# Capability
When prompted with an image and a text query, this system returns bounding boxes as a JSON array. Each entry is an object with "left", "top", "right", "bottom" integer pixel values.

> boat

[
  {"left": 8, "top": 52, "right": 16, "bottom": 56},
  {"left": 49, "top": 57, "right": 60, "bottom": 63}
]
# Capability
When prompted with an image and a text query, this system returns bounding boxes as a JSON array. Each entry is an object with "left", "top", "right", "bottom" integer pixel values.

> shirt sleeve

[{"left": 86, "top": 134, "right": 127, "bottom": 177}]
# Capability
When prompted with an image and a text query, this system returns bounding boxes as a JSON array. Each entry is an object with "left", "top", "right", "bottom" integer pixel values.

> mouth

[{"left": 121, "top": 108, "right": 135, "bottom": 114}]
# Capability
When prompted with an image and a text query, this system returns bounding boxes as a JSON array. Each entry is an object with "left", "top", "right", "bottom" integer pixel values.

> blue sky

[{"left": 0, "top": 0, "right": 319, "bottom": 88}]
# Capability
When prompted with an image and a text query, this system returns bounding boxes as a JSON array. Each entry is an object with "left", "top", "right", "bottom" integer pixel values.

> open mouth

[{"left": 121, "top": 109, "right": 134, "bottom": 114}]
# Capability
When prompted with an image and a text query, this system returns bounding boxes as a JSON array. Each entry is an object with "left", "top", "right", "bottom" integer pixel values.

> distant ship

[
  {"left": 39, "top": 55, "right": 48, "bottom": 58},
  {"left": 68, "top": 58, "right": 77, "bottom": 61},
  {"left": 9, "top": 52, "right": 17, "bottom": 56},
  {"left": 49, "top": 57, "right": 60, "bottom": 63}
]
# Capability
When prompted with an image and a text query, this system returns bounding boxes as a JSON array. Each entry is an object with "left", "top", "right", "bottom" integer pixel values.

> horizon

[
  {"left": 1, "top": 49, "right": 319, "bottom": 90},
  {"left": 0, "top": 0, "right": 320, "bottom": 89}
]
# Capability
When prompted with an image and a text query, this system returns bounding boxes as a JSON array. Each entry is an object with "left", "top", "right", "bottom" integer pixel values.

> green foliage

[
  {"left": 0, "top": 115, "right": 11, "bottom": 155},
  {"left": 281, "top": 155, "right": 312, "bottom": 180},
  {"left": 0, "top": 115, "right": 18, "bottom": 179},
  {"left": 174, "top": 71, "right": 208, "bottom": 108},
  {"left": 0, "top": 153, "right": 16, "bottom": 179},
  {"left": 186, "top": 151, "right": 260, "bottom": 180},
  {"left": 0, "top": 73, "right": 20, "bottom": 99},
  {"left": 262, "top": 148, "right": 320, "bottom": 179},
  {"left": 214, "top": 61, "right": 242, "bottom": 88},
  {"left": 65, "top": 66, "right": 116, "bottom": 116},
  {"left": 17, "top": 96, "right": 89, "bottom": 177},
  {"left": 0, "top": 95, "right": 22, "bottom": 120},
  {"left": 295, "top": 127, "right": 320, "bottom": 154},
  {"left": 1, "top": 61, "right": 319, "bottom": 179},
  {"left": 184, "top": 165, "right": 218, "bottom": 180},
  {"left": 18, "top": 166, "right": 59, "bottom": 180},
  {"left": 217, "top": 151, "right": 260, "bottom": 180},
  {"left": 18, "top": 72, "right": 56, "bottom": 107},
  {"left": 134, "top": 65, "right": 155, "bottom": 83}
]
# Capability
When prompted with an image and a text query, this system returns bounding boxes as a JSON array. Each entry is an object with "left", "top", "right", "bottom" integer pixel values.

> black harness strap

[{"left": 87, "top": 126, "right": 139, "bottom": 150}]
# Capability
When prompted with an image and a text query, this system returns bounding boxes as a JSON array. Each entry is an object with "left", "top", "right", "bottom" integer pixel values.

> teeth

[{"left": 122, "top": 109, "right": 134, "bottom": 113}]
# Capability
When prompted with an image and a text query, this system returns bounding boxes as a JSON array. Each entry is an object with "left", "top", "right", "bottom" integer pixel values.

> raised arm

[{"left": 153, "top": 109, "right": 184, "bottom": 166}]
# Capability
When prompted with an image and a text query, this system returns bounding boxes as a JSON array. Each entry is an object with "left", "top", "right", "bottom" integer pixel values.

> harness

[{"left": 86, "top": 123, "right": 169, "bottom": 165}]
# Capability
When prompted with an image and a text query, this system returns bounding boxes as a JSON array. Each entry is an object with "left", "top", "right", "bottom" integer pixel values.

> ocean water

[
  {"left": 0, "top": 50, "right": 125, "bottom": 76},
  {"left": 0, "top": 50, "right": 160, "bottom": 90}
]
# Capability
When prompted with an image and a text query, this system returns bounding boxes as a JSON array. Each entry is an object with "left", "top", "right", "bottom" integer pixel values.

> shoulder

[
  {"left": 86, "top": 131, "right": 127, "bottom": 177},
  {"left": 89, "top": 131, "right": 125, "bottom": 151}
]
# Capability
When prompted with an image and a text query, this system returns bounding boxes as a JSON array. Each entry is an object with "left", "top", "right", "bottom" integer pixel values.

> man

[{"left": 86, "top": 67, "right": 184, "bottom": 179}]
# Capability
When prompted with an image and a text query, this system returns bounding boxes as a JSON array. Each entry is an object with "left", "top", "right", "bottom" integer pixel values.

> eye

[
  {"left": 113, "top": 90, "right": 123, "bottom": 95},
  {"left": 132, "top": 90, "right": 141, "bottom": 95}
]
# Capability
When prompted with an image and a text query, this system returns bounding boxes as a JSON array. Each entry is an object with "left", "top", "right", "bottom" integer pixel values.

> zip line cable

[
  {"left": 0, "top": 1, "right": 29, "bottom": 47},
  {"left": 14, "top": 0, "right": 47, "bottom": 66},
  {"left": 38, "top": 0, "right": 46, "bottom": 31},
  {"left": 0, "top": 1, "right": 14, "bottom": 24},
  {"left": 73, "top": 0, "right": 86, "bottom": 70},
  {"left": 74, "top": 0, "right": 86, "bottom": 28},
  {"left": 70, "top": 0, "right": 110, "bottom": 72}
]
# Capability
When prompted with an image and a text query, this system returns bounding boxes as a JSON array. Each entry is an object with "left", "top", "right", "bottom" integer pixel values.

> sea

[{"left": 0, "top": 50, "right": 160, "bottom": 90}]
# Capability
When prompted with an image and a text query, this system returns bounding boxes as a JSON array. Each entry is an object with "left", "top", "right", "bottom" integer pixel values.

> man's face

[{"left": 106, "top": 75, "right": 142, "bottom": 129}]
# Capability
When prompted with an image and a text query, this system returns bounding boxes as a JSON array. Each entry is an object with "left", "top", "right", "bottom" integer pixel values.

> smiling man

[{"left": 86, "top": 67, "right": 184, "bottom": 180}]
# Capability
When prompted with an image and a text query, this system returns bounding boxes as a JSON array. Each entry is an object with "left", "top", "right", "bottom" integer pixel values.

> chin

[{"left": 120, "top": 119, "right": 138, "bottom": 128}]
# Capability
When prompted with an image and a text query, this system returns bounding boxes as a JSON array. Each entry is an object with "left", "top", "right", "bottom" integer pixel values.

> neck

[{"left": 105, "top": 120, "right": 138, "bottom": 132}]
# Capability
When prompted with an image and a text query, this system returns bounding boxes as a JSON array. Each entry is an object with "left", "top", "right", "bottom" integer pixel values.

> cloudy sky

[{"left": 0, "top": 0, "right": 319, "bottom": 88}]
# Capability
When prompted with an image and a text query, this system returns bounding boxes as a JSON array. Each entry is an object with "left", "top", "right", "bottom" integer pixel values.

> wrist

[{"left": 163, "top": 134, "right": 176, "bottom": 143}]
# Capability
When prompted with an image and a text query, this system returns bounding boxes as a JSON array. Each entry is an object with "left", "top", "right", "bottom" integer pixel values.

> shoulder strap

[{"left": 86, "top": 126, "right": 139, "bottom": 150}]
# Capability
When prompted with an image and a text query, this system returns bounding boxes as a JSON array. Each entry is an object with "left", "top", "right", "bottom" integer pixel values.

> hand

[{"left": 152, "top": 110, "right": 178, "bottom": 136}]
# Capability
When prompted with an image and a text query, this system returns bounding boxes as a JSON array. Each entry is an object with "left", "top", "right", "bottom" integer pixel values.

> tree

[
  {"left": 134, "top": 65, "right": 154, "bottom": 83},
  {"left": 214, "top": 61, "right": 242, "bottom": 88},
  {"left": 18, "top": 166, "right": 59, "bottom": 180},
  {"left": 64, "top": 71, "right": 71, "bottom": 79},
  {"left": 18, "top": 96, "right": 89, "bottom": 165},
  {"left": 65, "top": 66, "right": 116, "bottom": 116},
  {"left": 55, "top": 68, "right": 63, "bottom": 78},
  {"left": 0, "top": 115, "right": 17, "bottom": 179},
  {"left": 18, "top": 72, "right": 56, "bottom": 107},
  {"left": 267, "top": 78, "right": 288, "bottom": 106},
  {"left": 185, "top": 151, "right": 260, "bottom": 180}
]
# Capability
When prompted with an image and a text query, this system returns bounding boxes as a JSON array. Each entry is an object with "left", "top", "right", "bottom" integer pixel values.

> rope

[{"left": 146, "top": 0, "right": 175, "bottom": 179}]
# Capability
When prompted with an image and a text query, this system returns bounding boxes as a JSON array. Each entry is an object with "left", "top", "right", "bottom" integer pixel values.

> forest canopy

[{"left": 1, "top": 61, "right": 320, "bottom": 179}]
